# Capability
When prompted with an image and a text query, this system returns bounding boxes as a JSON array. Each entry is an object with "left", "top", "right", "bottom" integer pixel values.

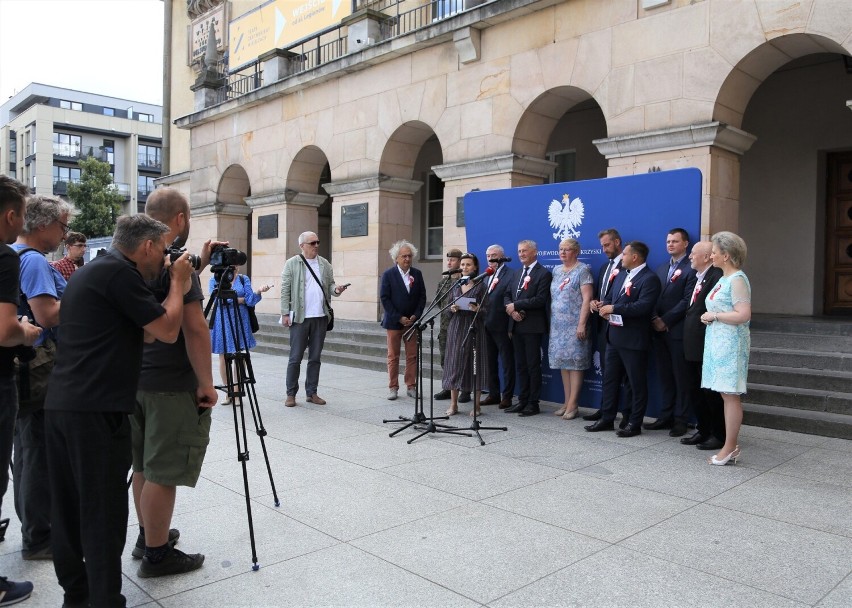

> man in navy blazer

[
  {"left": 503, "top": 239, "right": 551, "bottom": 417},
  {"left": 585, "top": 241, "right": 661, "bottom": 437},
  {"left": 680, "top": 241, "right": 726, "bottom": 450},
  {"left": 380, "top": 240, "right": 426, "bottom": 401},
  {"left": 644, "top": 228, "right": 697, "bottom": 437},
  {"left": 481, "top": 244, "right": 515, "bottom": 408}
]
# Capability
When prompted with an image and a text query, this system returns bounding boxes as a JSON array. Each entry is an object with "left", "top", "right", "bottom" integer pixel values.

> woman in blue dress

[
  {"left": 700, "top": 231, "right": 751, "bottom": 466},
  {"left": 548, "top": 238, "right": 593, "bottom": 420},
  {"left": 209, "top": 268, "right": 271, "bottom": 404}
]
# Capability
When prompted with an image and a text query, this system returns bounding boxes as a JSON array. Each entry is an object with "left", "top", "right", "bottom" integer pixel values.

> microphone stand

[
  {"left": 383, "top": 273, "right": 468, "bottom": 439},
  {"left": 454, "top": 265, "right": 508, "bottom": 445}
]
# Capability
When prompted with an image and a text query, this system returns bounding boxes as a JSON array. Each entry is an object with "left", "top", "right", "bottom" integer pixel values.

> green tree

[{"left": 67, "top": 156, "right": 125, "bottom": 237}]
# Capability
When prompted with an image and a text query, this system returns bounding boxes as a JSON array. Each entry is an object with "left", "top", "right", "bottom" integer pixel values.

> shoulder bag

[{"left": 239, "top": 275, "right": 260, "bottom": 333}]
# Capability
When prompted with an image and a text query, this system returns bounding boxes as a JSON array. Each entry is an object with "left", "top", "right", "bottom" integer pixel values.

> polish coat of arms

[{"left": 548, "top": 193, "right": 584, "bottom": 242}]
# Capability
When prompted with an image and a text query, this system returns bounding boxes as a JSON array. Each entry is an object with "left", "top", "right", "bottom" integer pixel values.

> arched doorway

[
  {"left": 216, "top": 164, "right": 252, "bottom": 271},
  {"left": 288, "top": 146, "right": 332, "bottom": 260}
]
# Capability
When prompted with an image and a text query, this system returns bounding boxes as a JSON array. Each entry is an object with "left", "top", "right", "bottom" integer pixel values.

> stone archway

[
  {"left": 287, "top": 146, "right": 332, "bottom": 260},
  {"left": 214, "top": 163, "right": 252, "bottom": 271}
]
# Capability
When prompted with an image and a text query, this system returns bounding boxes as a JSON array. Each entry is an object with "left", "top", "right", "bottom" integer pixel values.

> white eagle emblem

[{"left": 548, "top": 193, "right": 584, "bottom": 241}]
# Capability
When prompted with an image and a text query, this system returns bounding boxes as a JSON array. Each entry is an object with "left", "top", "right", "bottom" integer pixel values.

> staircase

[{"left": 254, "top": 313, "right": 852, "bottom": 439}]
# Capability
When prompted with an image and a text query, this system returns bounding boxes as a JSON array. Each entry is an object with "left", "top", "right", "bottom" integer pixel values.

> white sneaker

[
  {"left": 406, "top": 388, "right": 417, "bottom": 399},
  {"left": 387, "top": 389, "right": 398, "bottom": 400}
]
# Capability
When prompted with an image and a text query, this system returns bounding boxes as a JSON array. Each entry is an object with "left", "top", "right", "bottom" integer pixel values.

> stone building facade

[{"left": 164, "top": 0, "right": 852, "bottom": 319}]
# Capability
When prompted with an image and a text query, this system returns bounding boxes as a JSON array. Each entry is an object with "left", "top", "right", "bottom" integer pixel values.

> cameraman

[
  {"left": 130, "top": 187, "right": 219, "bottom": 578},
  {"left": 45, "top": 214, "right": 192, "bottom": 608},
  {"left": 11, "top": 195, "right": 75, "bottom": 562},
  {"left": 0, "top": 176, "right": 43, "bottom": 606}
]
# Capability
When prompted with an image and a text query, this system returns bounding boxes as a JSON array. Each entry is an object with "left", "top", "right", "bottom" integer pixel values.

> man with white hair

[{"left": 280, "top": 231, "right": 346, "bottom": 407}]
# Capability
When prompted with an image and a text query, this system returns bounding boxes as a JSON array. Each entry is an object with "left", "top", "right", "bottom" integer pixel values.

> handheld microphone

[
  {"left": 465, "top": 266, "right": 495, "bottom": 285},
  {"left": 441, "top": 269, "right": 462, "bottom": 276},
  {"left": 491, "top": 257, "right": 512, "bottom": 263}
]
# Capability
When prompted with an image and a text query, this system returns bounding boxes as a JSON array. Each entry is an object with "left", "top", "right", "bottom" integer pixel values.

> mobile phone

[
  {"left": 266, "top": 283, "right": 275, "bottom": 289},
  {"left": 340, "top": 283, "right": 351, "bottom": 288}
]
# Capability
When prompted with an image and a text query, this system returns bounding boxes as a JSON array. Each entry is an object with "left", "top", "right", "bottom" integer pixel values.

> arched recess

[
  {"left": 288, "top": 146, "right": 332, "bottom": 260},
  {"left": 217, "top": 164, "right": 251, "bottom": 205},
  {"left": 727, "top": 37, "right": 852, "bottom": 315},
  {"left": 216, "top": 164, "right": 252, "bottom": 271},
  {"left": 379, "top": 121, "right": 437, "bottom": 180},
  {"left": 512, "top": 87, "right": 607, "bottom": 183}
]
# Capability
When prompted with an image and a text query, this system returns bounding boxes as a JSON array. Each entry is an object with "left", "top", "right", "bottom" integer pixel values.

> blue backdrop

[{"left": 463, "top": 168, "right": 702, "bottom": 414}]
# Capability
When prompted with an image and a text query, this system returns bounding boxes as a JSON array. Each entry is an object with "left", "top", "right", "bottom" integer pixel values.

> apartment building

[{"left": 0, "top": 83, "right": 163, "bottom": 215}]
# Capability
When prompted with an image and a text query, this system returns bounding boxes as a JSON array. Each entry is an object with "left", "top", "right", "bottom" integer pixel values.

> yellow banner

[{"left": 229, "top": 0, "right": 352, "bottom": 70}]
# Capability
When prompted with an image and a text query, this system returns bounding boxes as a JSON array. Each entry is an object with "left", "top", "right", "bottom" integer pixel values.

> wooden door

[{"left": 825, "top": 151, "right": 852, "bottom": 315}]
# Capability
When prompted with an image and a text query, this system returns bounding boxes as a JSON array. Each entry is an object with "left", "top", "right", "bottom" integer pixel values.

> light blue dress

[
  {"left": 209, "top": 274, "right": 262, "bottom": 353},
  {"left": 701, "top": 270, "right": 751, "bottom": 394},
  {"left": 548, "top": 263, "right": 593, "bottom": 370}
]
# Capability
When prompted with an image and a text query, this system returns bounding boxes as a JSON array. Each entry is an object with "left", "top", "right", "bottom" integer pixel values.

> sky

[{"left": 0, "top": 0, "right": 165, "bottom": 106}]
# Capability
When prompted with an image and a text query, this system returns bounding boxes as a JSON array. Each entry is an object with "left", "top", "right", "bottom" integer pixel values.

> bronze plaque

[
  {"left": 257, "top": 214, "right": 278, "bottom": 239},
  {"left": 341, "top": 203, "right": 368, "bottom": 237}
]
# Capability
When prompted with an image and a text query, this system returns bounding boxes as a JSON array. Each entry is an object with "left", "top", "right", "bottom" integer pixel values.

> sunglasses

[{"left": 304, "top": 240, "right": 320, "bottom": 246}]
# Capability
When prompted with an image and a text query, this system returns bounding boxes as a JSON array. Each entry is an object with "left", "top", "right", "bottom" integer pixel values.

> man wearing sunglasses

[
  {"left": 50, "top": 231, "right": 87, "bottom": 281},
  {"left": 280, "top": 231, "right": 347, "bottom": 407},
  {"left": 11, "top": 195, "right": 75, "bottom": 562}
]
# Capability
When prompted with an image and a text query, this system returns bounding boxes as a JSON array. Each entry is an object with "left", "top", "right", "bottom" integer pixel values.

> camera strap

[{"left": 16, "top": 247, "right": 42, "bottom": 323}]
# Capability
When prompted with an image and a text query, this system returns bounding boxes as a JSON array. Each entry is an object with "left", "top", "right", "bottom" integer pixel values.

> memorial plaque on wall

[
  {"left": 341, "top": 203, "right": 368, "bottom": 237},
  {"left": 258, "top": 214, "right": 279, "bottom": 239},
  {"left": 456, "top": 196, "right": 466, "bottom": 227}
]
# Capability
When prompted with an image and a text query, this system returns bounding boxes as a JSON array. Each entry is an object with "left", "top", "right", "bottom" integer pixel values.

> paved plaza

[{"left": 1, "top": 352, "right": 850, "bottom": 607}]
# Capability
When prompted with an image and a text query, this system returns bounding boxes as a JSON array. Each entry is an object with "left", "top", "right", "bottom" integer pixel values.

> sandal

[{"left": 445, "top": 408, "right": 458, "bottom": 416}]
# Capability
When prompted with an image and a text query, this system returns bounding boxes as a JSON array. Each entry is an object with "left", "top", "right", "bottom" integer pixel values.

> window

[
  {"left": 137, "top": 144, "right": 161, "bottom": 169},
  {"left": 138, "top": 175, "right": 155, "bottom": 198},
  {"left": 53, "top": 166, "right": 81, "bottom": 192},
  {"left": 103, "top": 140, "right": 114, "bottom": 165},
  {"left": 137, "top": 112, "right": 153, "bottom": 123},
  {"left": 425, "top": 172, "right": 444, "bottom": 258},
  {"left": 546, "top": 150, "right": 576, "bottom": 184},
  {"left": 59, "top": 100, "right": 82, "bottom": 111},
  {"left": 103, "top": 107, "right": 114, "bottom": 116},
  {"left": 52, "top": 132, "right": 82, "bottom": 158}
]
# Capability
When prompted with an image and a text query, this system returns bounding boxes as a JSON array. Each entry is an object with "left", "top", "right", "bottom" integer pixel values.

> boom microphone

[
  {"left": 441, "top": 269, "right": 462, "bottom": 275},
  {"left": 492, "top": 257, "right": 512, "bottom": 263}
]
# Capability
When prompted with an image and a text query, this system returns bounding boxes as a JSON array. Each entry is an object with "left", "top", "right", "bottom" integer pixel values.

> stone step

[
  {"left": 749, "top": 331, "right": 852, "bottom": 353},
  {"left": 748, "top": 364, "right": 852, "bottom": 393},
  {"left": 742, "top": 401, "right": 852, "bottom": 440},
  {"left": 745, "top": 382, "right": 852, "bottom": 415},
  {"left": 750, "top": 314, "right": 852, "bottom": 337},
  {"left": 750, "top": 347, "right": 852, "bottom": 372}
]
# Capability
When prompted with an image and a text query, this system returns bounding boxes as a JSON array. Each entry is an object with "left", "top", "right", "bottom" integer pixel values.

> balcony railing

[
  {"left": 53, "top": 179, "right": 80, "bottom": 196},
  {"left": 53, "top": 144, "right": 110, "bottom": 163},
  {"left": 137, "top": 154, "right": 162, "bottom": 171},
  {"left": 112, "top": 182, "right": 131, "bottom": 198},
  {"left": 138, "top": 188, "right": 154, "bottom": 201}
]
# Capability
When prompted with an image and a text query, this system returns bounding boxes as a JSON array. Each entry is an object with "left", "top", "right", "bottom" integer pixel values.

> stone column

[
  {"left": 432, "top": 153, "right": 558, "bottom": 252},
  {"left": 323, "top": 175, "right": 423, "bottom": 321},
  {"left": 593, "top": 121, "right": 756, "bottom": 239}
]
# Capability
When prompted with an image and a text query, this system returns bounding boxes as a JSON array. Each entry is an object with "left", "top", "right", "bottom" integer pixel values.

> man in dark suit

[
  {"left": 503, "top": 239, "right": 551, "bottom": 417},
  {"left": 680, "top": 241, "right": 726, "bottom": 450},
  {"left": 380, "top": 240, "right": 427, "bottom": 401},
  {"left": 480, "top": 244, "right": 515, "bottom": 409},
  {"left": 644, "top": 228, "right": 696, "bottom": 437},
  {"left": 585, "top": 241, "right": 661, "bottom": 437},
  {"left": 585, "top": 228, "right": 625, "bottom": 423}
]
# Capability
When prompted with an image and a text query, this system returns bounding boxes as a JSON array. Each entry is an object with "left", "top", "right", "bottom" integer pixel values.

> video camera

[{"left": 209, "top": 244, "right": 247, "bottom": 270}]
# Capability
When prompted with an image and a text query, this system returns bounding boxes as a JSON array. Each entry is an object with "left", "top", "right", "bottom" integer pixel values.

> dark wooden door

[{"left": 825, "top": 151, "right": 852, "bottom": 315}]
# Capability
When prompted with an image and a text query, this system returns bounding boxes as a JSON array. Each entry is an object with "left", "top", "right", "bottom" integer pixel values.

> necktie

[
  {"left": 601, "top": 259, "right": 614, "bottom": 297},
  {"left": 666, "top": 260, "right": 677, "bottom": 282},
  {"left": 516, "top": 266, "right": 529, "bottom": 296}
]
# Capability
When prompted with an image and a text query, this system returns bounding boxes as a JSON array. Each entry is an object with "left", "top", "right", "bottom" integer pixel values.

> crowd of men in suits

[{"left": 416, "top": 229, "right": 726, "bottom": 447}]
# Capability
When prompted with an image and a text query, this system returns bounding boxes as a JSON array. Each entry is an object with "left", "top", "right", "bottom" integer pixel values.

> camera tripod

[{"left": 205, "top": 267, "right": 279, "bottom": 571}]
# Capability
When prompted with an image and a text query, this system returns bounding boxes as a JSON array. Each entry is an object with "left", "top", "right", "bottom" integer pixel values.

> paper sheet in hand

[{"left": 456, "top": 296, "right": 477, "bottom": 311}]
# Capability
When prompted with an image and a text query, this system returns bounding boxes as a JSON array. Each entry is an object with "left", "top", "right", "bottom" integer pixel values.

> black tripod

[{"left": 205, "top": 267, "right": 279, "bottom": 571}]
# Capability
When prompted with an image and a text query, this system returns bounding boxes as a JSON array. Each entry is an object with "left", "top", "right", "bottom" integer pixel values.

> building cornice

[
  {"left": 323, "top": 175, "right": 423, "bottom": 196},
  {"left": 190, "top": 200, "right": 252, "bottom": 218},
  {"left": 432, "top": 153, "right": 557, "bottom": 181},
  {"left": 593, "top": 122, "right": 757, "bottom": 159},
  {"left": 244, "top": 190, "right": 326, "bottom": 209}
]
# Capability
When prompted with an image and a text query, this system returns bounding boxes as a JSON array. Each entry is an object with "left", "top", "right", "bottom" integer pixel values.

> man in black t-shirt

[
  {"left": 44, "top": 214, "right": 193, "bottom": 608},
  {"left": 0, "top": 176, "right": 43, "bottom": 606},
  {"left": 130, "top": 187, "right": 218, "bottom": 578}
]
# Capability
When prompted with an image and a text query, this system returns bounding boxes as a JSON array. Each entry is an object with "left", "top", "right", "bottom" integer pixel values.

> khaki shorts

[{"left": 131, "top": 391, "right": 212, "bottom": 487}]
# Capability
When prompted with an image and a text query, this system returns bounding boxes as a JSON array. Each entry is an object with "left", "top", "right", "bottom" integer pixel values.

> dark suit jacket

[
  {"left": 603, "top": 265, "right": 661, "bottom": 351},
  {"left": 503, "top": 262, "right": 551, "bottom": 334},
  {"left": 380, "top": 266, "right": 427, "bottom": 330},
  {"left": 683, "top": 266, "right": 723, "bottom": 361},
  {"left": 595, "top": 258, "right": 624, "bottom": 353},
  {"left": 654, "top": 257, "right": 696, "bottom": 339},
  {"left": 483, "top": 265, "right": 513, "bottom": 332}
]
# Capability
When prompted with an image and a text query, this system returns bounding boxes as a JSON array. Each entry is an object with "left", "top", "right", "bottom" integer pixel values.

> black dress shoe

[
  {"left": 506, "top": 402, "right": 526, "bottom": 414},
  {"left": 458, "top": 392, "right": 471, "bottom": 403},
  {"left": 680, "top": 432, "right": 708, "bottom": 445},
  {"left": 518, "top": 407, "right": 540, "bottom": 417},
  {"left": 668, "top": 422, "right": 688, "bottom": 437},
  {"left": 643, "top": 418, "right": 673, "bottom": 431},
  {"left": 584, "top": 420, "right": 614, "bottom": 432},
  {"left": 434, "top": 389, "right": 451, "bottom": 400},
  {"left": 616, "top": 424, "right": 642, "bottom": 438},
  {"left": 499, "top": 397, "right": 512, "bottom": 409},
  {"left": 696, "top": 437, "right": 725, "bottom": 450},
  {"left": 619, "top": 415, "right": 630, "bottom": 430},
  {"left": 480, "top": 396, "right": 501, "bottom": 406},
  {"left": 582, "top": 410, "right": 602, "bottom": 421}
]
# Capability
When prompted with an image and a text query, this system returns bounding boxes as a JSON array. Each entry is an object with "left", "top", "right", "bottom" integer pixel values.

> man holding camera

[
  {"left": 45, "top": 214, "right": 192, "bottom": 608},
  {"left": 130, "top": 187, "right": 220, "bottom": 578},
  {"left": 0, "top": 176, "right": 43, "bottom": 606}
]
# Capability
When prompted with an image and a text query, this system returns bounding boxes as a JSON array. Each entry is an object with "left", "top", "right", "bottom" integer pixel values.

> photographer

[
  {"left": 130, "top": 188, "right": 219, "bottom": 578},
  {"left": 0, "top": 176, "right": 43, "bottom": 606},
  {"left": 45, "top": 214, "right": 192, "bottom": 608}
]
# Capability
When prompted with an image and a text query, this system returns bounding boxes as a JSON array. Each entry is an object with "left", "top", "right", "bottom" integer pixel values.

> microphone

[
  {"left": 441, "top": 269, "right": 462, "bottom": 276},
  {"left": 492, "top": 257, "right": 512, "bottom": 263},
  {"left": 460, "top": 267, "right": 494, "bottom": 285}
]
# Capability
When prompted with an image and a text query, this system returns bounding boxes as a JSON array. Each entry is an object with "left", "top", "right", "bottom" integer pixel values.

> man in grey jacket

[{"left": 280, "top": 232, "right": 347, "bottom": 407}]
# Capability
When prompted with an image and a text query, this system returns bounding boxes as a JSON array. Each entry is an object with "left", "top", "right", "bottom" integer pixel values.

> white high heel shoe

[{"left": 709, "top": 446, "right": 740, "bottom": 466}]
